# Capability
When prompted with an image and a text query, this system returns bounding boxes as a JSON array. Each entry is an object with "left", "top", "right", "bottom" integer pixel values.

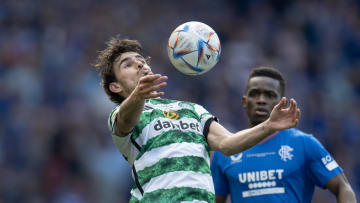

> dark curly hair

[
  {"left": 247, "top": 66, "right": 286, "bottom": 96},
  {"left": 94, "top": 35, "right": 144, "bottom": 104}
]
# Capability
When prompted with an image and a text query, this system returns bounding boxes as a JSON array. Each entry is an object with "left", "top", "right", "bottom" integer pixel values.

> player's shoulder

[
  {"left": 284, "top": 128, "right": 319, "bottom": 143},
  {"left": 284, "top": 128, "right": 312, "bottom": 137}
]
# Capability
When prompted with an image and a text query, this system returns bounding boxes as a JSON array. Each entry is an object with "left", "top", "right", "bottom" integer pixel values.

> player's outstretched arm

[
  {"left": 208, "top": 97, "right": 300, "bottom": 155},
  {"left": 114, "top": 74, "right": 167, "bottom": 136},
  {"left": 325, "top": 173, "right": 356, "bottom": 203}
]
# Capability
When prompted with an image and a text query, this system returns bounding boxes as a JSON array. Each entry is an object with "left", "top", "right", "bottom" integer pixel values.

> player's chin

[{"left": 252, "top": 115, "right": 268, "bottom": 124}]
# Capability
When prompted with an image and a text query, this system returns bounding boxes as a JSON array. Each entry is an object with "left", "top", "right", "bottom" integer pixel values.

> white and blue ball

[{"left": 167, "top": 21, "right": 221, "bottom": 75}]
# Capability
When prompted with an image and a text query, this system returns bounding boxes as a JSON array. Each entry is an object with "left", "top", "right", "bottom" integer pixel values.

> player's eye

[
  {"left": 267, "top": 92, "right": 277, "bottom": 99},
  {"left": 249, "top": 90, "right": 259, "bottom": 97},
  {"left": 125, "top": 62, "right": 133, "bottom": 67}
]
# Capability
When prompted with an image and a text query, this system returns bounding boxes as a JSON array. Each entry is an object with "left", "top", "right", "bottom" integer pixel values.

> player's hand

[
  {"left": 266, "top": 97, "right": 300, "bottom": 131},
  {"left": 133, "top": 74, "right": 168, "bottom": 100}
]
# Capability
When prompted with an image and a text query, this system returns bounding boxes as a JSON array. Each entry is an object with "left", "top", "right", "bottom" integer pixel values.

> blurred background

[{"left": 0, "top": 0, "right": 359, "bottom": 202}]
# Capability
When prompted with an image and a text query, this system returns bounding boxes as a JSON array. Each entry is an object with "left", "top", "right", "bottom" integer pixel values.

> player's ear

[
  {"left": 242, "top": 96, "right": 247, "bottom": 108},
  {"left": 109, "top": 82, "right": 123, "bottom": 94}
]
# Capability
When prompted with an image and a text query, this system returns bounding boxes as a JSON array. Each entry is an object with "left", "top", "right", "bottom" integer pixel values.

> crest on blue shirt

[{"left": 278, "top": 145, "right": 294, "bottom": 162}]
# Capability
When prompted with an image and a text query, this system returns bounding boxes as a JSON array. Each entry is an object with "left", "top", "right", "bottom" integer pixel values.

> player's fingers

[
  {"left": 289, "top": 99, "right": 297, "bottom": 114},
  {"left": 142, "top": 82, "right": 167, "bottom": 94},
  {"left": 148, "top": 91, "right": 165, "bottom": 98},
  {"left": 274, "top": 97, "right": 286, "bottom": 110},
  {"left": 138, "top": 76, "right": 167, "bottom": 90},
  {"left": 293, "top": 118, "right": 299, "bottom": 126},
  {"left": 296, "top": 108, "right": 301, "bottom": 120},
  {"left": 151, "top": 76, "right": 168, "bottom": 85},
  {"left": 140, "top": 74, "right": 162, "bottom": 83}
]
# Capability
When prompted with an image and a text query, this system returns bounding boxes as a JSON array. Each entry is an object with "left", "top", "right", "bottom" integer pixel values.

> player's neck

[{"left": 249, "top": 121, "right": 260, "bottom": 128}]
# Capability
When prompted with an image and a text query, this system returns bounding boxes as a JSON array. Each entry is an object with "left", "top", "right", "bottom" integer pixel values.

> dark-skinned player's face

[{"left": 242, "top": 76, "right": 282, "bottom": 127}]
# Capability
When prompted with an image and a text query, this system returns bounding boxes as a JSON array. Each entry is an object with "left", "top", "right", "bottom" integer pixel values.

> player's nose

[
  {"left": 256, "top": 94, "right": 267, "bottom": 105},
  {"left": 141, "top": 65, "right": 152, "bottom": 75},
  {"left": 137, "top": 61, "right": 144, "bottom": 69}
]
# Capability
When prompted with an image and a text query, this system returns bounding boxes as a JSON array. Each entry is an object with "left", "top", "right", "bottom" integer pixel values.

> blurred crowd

[{"left": 0, "top": 0, "right": 359, "bottom": 202}]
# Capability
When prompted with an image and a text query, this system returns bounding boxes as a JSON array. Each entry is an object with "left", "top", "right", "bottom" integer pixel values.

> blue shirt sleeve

[
  {"left": 304, "top": 135, "right": 343, "bottom": 188},
  {"left": 210, "top": 151, "right": 230, "bottom": 196}
]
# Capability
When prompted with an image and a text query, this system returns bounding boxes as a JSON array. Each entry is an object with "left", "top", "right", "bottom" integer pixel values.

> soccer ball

[{"left": 167, "top": 21, "right": 221, "bottom": 75}]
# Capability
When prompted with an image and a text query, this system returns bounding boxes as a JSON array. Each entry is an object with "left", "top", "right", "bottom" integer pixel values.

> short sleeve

[
  {"left": 108, "top": 106, "right": 120, "bottom": 134},
  {"left": 304, "top": 135, "right": 343, "bottom": 188},
  {"left": 210, "top": 151, "right": 230, "bottom": 196},
  {"left": 193, "top": 103, "right": 218, "bottom": 137},
  {"left": 108, "top": 106, "right": 138, "bottom": 164}
]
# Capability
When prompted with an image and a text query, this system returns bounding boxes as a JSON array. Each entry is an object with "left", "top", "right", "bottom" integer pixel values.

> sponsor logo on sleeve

[{"left": 321, "top": 155, "right": 339, "bottom": 171}]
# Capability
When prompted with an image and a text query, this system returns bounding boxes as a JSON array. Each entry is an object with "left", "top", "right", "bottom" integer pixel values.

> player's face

[
  {"left": 112, "top": 52, "right": 152, "bottom": 97},
  {"left": 242, "top": 76, "right": 282, "bottom": 127}
]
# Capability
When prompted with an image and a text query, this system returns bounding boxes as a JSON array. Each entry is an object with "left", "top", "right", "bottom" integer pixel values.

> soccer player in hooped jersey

[
  {"left": 94, "top": 36, "right": 300, "bottom": 203},
  {"left": 211, "top": 67, "right": 356, "bottom": 203}
]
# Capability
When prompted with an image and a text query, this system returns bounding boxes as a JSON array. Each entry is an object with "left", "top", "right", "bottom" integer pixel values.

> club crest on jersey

[
  {"left": 278, "top": 145, "right": 293, "bottom": 162},
  {"left": 163, "top": 110, "right": 179, "bottom": 120}
]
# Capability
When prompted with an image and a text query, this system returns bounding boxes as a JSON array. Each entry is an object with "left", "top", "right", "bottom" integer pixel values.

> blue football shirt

[{"left": 211, "top": 128, "right": 343, "bottom": 203}]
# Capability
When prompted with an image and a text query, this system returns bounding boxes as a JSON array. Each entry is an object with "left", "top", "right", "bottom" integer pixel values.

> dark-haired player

[
  {"left": 211, "top": 66, "right": 356, "bottom": 203},
  {"left": 94, "top": 36, "right": 300, "bottom": 202}
]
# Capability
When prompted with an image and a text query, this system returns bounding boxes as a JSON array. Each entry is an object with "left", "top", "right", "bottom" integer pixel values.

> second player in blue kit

[{"left": 211, "top": 67, "right": 356, "bottom": 203}]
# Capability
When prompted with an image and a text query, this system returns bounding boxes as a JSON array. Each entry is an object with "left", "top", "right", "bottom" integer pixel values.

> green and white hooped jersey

[{"left": 108, "top": 98, "right": 217, "bottom": 203}]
